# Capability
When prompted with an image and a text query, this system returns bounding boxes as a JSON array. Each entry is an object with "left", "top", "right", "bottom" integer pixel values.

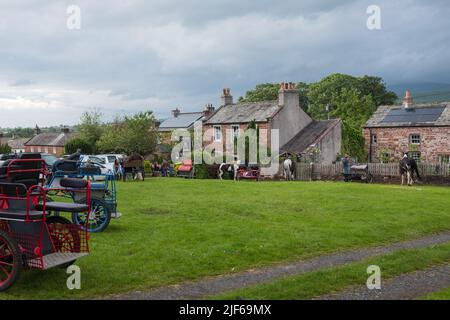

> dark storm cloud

[{"left": 0, "top": 0, "right": 449, "bottom": 127}]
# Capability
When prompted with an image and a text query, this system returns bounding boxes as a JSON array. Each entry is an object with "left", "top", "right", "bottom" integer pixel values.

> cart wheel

[
  {"left": 46, "top": 216, "right": 80, "bottom": 268},
  {"left": 0, "top": 230, "right": 22, "bottom": 292},
  {"left": 72, "top": 197, "right": 111, "bottom": 233}
]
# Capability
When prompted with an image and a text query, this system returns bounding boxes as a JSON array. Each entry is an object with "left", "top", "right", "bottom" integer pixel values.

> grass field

[
  {"left": 1, "top": 179, "right": 450, "bottom": 299},
  {"left": 213, "top": 243, "right": 450, "bottom": 300}
]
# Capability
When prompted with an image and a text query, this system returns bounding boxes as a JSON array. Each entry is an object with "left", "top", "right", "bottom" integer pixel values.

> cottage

[
  {"left": 203, "top": 83, "right": 342, "bottom": 164},
  {"left": 24, "top": 126, "right": 75, "bottom": 156},
  {"left": 364, "top": 90, "right": 450, "bottom": 163},
  {"left": 157, "top": 106, "right": 215, "bottom": 144},
  {"left": 0, "top": 133, "right": 27, "bottom": 153}
]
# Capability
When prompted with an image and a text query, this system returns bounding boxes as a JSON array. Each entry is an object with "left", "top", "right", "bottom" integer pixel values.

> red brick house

[
  {"left": 24, "top": 126, "right": 75, "bottom": 156},
  {"left": 364, "top": 90, "right": 450, "bottom": 163},
  {"left": 203, "top": 83, "right": 342, "bottom": 164}
]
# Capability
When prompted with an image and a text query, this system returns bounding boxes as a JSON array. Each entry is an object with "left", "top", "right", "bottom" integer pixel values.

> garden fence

[{"left": 294, "top": 162, "right": 450, "bottom": 181}]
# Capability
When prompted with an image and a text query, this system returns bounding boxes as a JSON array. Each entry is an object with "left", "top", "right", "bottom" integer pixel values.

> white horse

[
  {"left": 283, "top": 158, "right": 295, "bottom": 181},
  {"left": 218, "top": 163, "right": 239, "bottom": 181}
]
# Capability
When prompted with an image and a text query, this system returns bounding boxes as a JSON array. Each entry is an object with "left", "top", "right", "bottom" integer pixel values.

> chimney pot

[
  {"left": 172, "top": 108, "right": 181, "bottom": 118},
  {"left": 403, "top": 90, "right": 413, "bottom": 109},
  {"left": 221, "top": 88, "right": 233, "bottom": 106}
]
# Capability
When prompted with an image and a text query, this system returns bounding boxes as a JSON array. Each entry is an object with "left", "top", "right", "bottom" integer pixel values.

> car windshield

[
  {"left": 89, "top": 156, "right": 105, "bottom": 164},
  {"left": 107, "top": 156, "right": 116, "bottom": 163},
  {"left": 42, "top": 154, "right": 59, "bottom": 165}
]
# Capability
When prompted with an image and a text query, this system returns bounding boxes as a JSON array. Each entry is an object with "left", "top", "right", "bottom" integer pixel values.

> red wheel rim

[{"left": 0, "top": 236, "right": 14, "bottom": 286}]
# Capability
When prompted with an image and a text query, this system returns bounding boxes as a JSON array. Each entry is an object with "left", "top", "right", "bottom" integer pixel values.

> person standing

[{"left": 342, "top": 154, "right": 351, "bottom": 182}]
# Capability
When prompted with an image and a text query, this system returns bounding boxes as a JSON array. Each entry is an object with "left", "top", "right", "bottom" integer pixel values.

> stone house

[
  {"left": 24, "top": 126, "right": 75, "bottom": 156},
  {"left": 203, "top": 83, "right": 342, "bottom": 164},
  {"left": 0, "top": 133, "right": 28, "bottom": 153},
  {"left": 364, "top": 90, "right": 450, "bottom": 163},
  {"left": 157, "top": 106, "right": 215, "bottom": 145}
]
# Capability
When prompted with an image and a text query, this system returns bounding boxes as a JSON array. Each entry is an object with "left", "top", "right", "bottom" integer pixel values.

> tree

[
  {"left": 0, "top": 144, "right": 11, "bottom": 154},
  {"left": 307, "top": 74, "right": 396, "bottom": 160},
  {"left": 307, "top": 73, "right": 396, "bottom": 120},
  {"left": 78, "top": 111, "right": 104, "bottom": 152},
  {"left": 96, "top": 112, "right": 159, "bottom": 155},
  {"left": 65, "top": 138, "right": 94, "bottom": 155}
]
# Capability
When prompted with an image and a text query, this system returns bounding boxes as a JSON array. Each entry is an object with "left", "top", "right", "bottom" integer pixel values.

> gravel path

[
  {"left": 318, "top": 264, "right": 450, "bottom": 300},
  {"left": 104, "top": 231, "right": 450, "bottom": 300}
]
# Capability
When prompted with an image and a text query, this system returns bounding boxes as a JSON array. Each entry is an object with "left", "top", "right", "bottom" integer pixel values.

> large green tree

[
  {"left": 307, "top": 74, "right": 396, "bottom": 160},
  {"left": 96, "top": 112, "right": 159, "bottom": 155},
  {"left": 78, "top": 110, "right": 104, "bottom": 152}
]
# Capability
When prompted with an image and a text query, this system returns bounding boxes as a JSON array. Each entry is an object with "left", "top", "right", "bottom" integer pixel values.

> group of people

[{"left": 152, "top": 160, "right": 174, "bottom": 177}]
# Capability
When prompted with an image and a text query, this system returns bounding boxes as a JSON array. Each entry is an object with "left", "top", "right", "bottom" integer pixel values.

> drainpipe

[{"left": 368, "top": 129, "right": 373, "bottom": 163}]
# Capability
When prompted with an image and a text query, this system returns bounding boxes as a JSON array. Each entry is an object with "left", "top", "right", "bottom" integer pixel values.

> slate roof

[
  {"left": 280, "top": 119, "right": 341, "bottom": 155},
  {"left": 0, "top": 137, "right": 28, "bottom": 149},
  {"left": 365, "top": 102, "right": 450, "bottom": 128},
  {"left": 158, "top": 112, "right": 204, "bottom": 131},
  {"left": 7, "top": 138, "right": 28, "bottom": 149},
  {"left": 204, "top": 101, "right": 281, "bottom": 124},
  {"left": 25, "top": 132, "right": 75, "bottom": 147}
]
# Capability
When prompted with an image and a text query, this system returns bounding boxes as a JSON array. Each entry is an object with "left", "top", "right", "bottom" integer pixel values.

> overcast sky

[{"left": 1, "top": 0, "right": 449, "bottom": 128}]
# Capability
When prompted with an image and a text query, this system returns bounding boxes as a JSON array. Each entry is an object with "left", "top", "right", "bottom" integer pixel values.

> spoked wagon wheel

[
  {"left": 0, "top": 230, "right": 22, "bottom": 292},
  {"left": 72, "top": 197, "right": 111, "bottom": 233}
]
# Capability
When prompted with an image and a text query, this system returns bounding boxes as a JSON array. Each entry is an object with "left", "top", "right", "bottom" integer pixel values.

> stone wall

[{"left": 364, "top": 126, "right": 450, "bottom": 162}]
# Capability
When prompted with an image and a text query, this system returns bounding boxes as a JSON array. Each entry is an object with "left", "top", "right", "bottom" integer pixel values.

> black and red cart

[{"left": 0, "top": 153, "right": 91, "bottom": 291}]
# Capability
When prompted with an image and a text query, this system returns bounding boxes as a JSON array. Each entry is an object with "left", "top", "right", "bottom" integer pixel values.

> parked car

[
  {"left": 96, "top": 154, "right": 125, "bottom": 173},
  {"left": 80, "top": 155, "right": 111, "bottom": 175},
  {"left": 40, "top": 153, "right": 60, "bottom": 169},
  {"left": 0, "top": 154, "right": 15, "bottom": 167}
]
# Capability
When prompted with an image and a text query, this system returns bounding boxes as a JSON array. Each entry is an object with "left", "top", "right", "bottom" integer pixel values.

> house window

[
  {"left": 438, "top": 154, "right": 450, "bottom": 164},
  {"left": 231, "top": 125, "right": 240, "bottom": 140},
  {"left": 37, "top": 146, "right": 42, "bottom": 152},
  {"left": 409, "top": 134, "right": 421, "bottom": 145},
  {"left": 408, "top": 151, "right": 421, "bottom": 162},
  {"left": 45, "top": 147, "right": 49, "bottom": 153},
  {"left": 30, "top": 147, "right": 34, "bottom": 152},
  {"left": 372, "top": 134, "right": 377, "bottom": 144},
  {"left": 53, "top": 147, "right": 57, "bottom": 154},
  {"left": 213, "top": 126, "right": 222, "bottom": 142}
]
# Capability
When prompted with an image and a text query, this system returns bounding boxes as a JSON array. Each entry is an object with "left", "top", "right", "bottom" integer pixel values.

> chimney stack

[
  {"left": 61, "top": 126, "right": 70, "bottom": 134},
  {"left": 221, "top": 88, "right": 233, "bottom": 106},
  {"left": 278, "top": 82, "right": 299, "bottom": 108},
  {"left": 171, "top": 108, "right": 181, "bottom": 118},
  {"left": 34, "top": 124, "right": 41, "bottom": 136},
  {"left": 403, "top": 90, "right": 413, "bottom": 109},
  {"left": 203, "top": 103, "right": 215, "bottom": 117}
]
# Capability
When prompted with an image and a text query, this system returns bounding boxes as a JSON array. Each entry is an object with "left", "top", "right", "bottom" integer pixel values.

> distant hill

[{"left": 388, "top": 82, "right": 450, "bottom": 104}]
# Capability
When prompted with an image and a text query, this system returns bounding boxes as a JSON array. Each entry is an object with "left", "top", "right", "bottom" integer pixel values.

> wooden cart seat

[
  {"left": 0, "top": 209, "right": 44, "bottom": 220},
  {"left": 35, "top": 202, "right": 88, "bottom": 213}
]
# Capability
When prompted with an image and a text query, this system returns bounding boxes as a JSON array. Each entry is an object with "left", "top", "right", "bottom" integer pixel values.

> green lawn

[
  {"left": 213, "top": 243, "right": 450, "bottom": 300},
  {"left": 423, "top": 287, "right": 450, "bottom": 300},
  {"left": 1, "top": 179, "right": 450, "bottom": 299}
]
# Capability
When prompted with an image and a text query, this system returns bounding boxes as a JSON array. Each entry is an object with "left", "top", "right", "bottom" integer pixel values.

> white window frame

[
  {"left": 53, "top": 147, "right": 57, "bottom": 154},
  {"left": 213, "top": 125, "right": 222, "bottom": 142},
  {"left": 409, "top": 151, "right": 421, "bottom": 162},
  {"left": 231, "top": 125, "right": 240, "bottom": 140},
  {"left": 37, "top": 146, "right": 42, "bottom": 152},
  {"left": 409, "top": 134, "right": 421, "bottom": 145}
]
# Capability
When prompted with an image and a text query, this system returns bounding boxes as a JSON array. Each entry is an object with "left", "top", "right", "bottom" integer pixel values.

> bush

[
  {"left": 144, "top": 160, "right": 152, "bottom": 173},
  {"left": 65, "top": 138, "right": 94, "bottom": 155},
  {"left": 0, "top": 143, "right": 12, "bottom": 154},
  {"left": 194, "top": 164, "right": 219, "bottom": 179}
]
